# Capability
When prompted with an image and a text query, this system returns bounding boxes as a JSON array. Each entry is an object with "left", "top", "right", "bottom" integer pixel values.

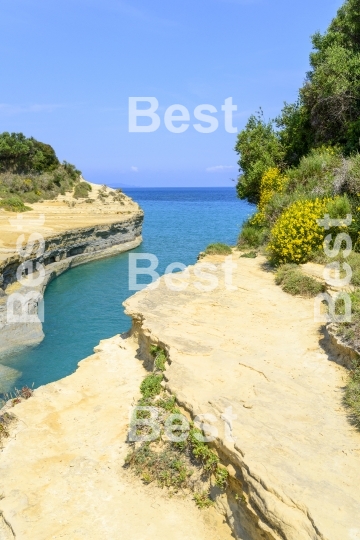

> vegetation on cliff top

[
  {"left": 235, "top": 0, "right": 360, "bottom": 280},
  {"left": 125, "top": 345, "right": 230, "bottom": 508},
  {"left": 234, "top": 0, "right": 360, "bottom": 426},
  {"left": 0, "top": 132, "right": 82, "bottom": 210}
]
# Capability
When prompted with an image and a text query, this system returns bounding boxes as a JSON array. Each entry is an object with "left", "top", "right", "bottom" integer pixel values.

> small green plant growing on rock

[
  {"left": 125, "top": 349, "right": 227, "bottom": 510},
  {"left": 204, "top": 243, "right": 232, "bottom": 256},
  {"left": 150, "top": 345, "right": 167, "bottom": 372},
  {"left": 194, "top": 491, "right": 214, "bottom": 508},
  {"left": 214, "top": 466, "right": 229, "bottom": 489},
  {"left": 125, "top": 442, "right": 193, "bottom": 490},
  {"left": 140, "top": 374, "right": 163, "bottom": 399},
  {"left": 188, "top": 428, "right": 219, "bottom": 471}
]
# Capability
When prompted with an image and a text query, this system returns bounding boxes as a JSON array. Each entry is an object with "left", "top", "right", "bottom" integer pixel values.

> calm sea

[{"left": 0, "top": 187, "right": 254, "bottom": 394}]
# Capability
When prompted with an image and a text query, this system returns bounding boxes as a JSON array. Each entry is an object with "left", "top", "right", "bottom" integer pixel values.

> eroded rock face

[
  {"left": 124, "top": 254, "right": 360, "bottom": 540},
  {"left": 0, "top": 336, "right": 233, "bottom": 540},
  {"left": 0, "top": 185, "right": 144, "bottom": 353},
  {"left": 1, "top": 252, "right": 359, "bottom": 539}
]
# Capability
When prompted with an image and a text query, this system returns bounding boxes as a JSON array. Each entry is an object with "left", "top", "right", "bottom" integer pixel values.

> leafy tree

[
  {"left": 273, "top": 0, "right": 360, "bottom": 160},
  {"left": 297, "top": 0, "right": 360, "bottom": 153},
  {"left": 0, "top": 132, "right": 60, "bottom": 174},
  {"left": 302, "top": 43, "right": 360, "bottom": 150},
  {"left": 235, "top": 111, "right": 284, "bottom": 204},
  {"left": 276, "top": 101, "right": 313, "bottom": 166}
]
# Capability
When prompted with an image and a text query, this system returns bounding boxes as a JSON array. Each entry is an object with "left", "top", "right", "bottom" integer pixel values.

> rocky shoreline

[{"left": 0, "top": 183, "right": 144, "bottom": 355}]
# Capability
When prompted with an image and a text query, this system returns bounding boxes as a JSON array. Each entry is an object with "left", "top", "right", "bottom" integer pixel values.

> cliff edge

[
  {"left": 0, "top": 182, "right": 143, "bottom": 357},
  {"left": 124, "top": 253, "right": 360, "bottom": 539},
  {"left": 0, "top": 253, "right": 359, "bottom": 539}
]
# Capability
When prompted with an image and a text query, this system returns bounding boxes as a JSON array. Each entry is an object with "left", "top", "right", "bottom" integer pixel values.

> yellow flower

[{"left": 268, "top": 197, "right": 336, "bottom": 264}]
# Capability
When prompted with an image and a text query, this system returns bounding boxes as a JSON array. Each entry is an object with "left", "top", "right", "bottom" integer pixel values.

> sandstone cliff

[
  {"left": 0, "top": 183, "right": 143, "bottom": 353},
  {"left": 123, "top": 254, "right": 360, "bottom": 540},
  {"left": 0, "top": 254, "right": 359, "bottom": 539}
]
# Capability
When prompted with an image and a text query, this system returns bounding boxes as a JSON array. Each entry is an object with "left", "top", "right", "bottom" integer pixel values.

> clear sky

[{"left": 0, "top": 0, "right": 343, "bottom": 187}]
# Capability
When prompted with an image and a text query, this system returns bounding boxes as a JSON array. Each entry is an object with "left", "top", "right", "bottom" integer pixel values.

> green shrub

[
  {"left": 240, "top": 251, "right": 257, "bottom": 258},
  {"left": 309, "top": 251, "right": 360, "bottom": 287},
  {"left": 251, "top": 167, "right": 289, "bottom": 226},
  {"left": 327, "top": 193, "right": 352, "bottom": 219},
  {"left": 263, "top": 190, "right": 309, "bottom": 228},
  {"left": 125, "top": 443, "right": 192, "bottom": 489},
  {"left": 0, "top": 164, "right": 81, "bottom": 204},
  {"left": 275, "top": 264, "right": 326, "bottom": 297},
  {"left": 62, "top": 161, "right": 81, "bottom": 181},
  {"left": 336, "top": 288, "right": 360, "bottom": 350},
  {"left": 193, "top": 491, "right": 214, "bottom": 508},
  {"left": 338, "top": 154, "right": 360, "bottom": 195},
  {"left": 0, "top": 196, "right": 32, "bottom": 212},
  {"left": 238, "top": 220, "right": 268, "bottom": 249},
  {"left": 204, "top": 243, "right": 232, "bottom": 255},
  {"left": 344, "top": 359, "right": 360, "bottom": 428},
  {"left": 286, "top": 147, "right": 342, "bottom": 197},
  {"left": 347, "top": 252, "right": 360, "bottom": 286},
  {"left": 140, "top": 374, "right": 163, "bottom": 399},
  {"left": 73, "top": 182, "right": 92, "bottom": 199}
]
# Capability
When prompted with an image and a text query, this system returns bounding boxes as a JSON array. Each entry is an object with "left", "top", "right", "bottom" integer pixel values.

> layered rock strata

[{"left": 0, "top": 184, "right": 143, "bottom": 353}]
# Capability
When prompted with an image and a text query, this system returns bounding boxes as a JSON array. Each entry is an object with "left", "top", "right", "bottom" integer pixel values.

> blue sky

[{"left": 0, "top": 0, "right": 343, "bottom": 187}]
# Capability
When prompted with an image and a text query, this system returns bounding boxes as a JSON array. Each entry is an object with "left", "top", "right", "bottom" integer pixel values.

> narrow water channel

[{"left": 0, "top": 187, "right": 254, "bottom": 394}]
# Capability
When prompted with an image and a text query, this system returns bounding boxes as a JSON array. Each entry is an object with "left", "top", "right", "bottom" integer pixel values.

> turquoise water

[{"left": 0, "top": 188, "right": 254, "bottom": 394}]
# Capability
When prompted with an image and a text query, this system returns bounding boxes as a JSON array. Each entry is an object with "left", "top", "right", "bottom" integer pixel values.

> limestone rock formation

[
  {"left": 0, "top": 183, "right": 143, "bottom": 353},
  {"left": 124, "top": 254, "right": 360, "bottom": 539},
  {"left": 0, "top": 336, "right": 232, "bottom": 540}
]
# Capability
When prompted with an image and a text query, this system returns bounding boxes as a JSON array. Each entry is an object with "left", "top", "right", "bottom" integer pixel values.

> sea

[{"left": 0, "top": 187, "right": 254, "bottom": 395}]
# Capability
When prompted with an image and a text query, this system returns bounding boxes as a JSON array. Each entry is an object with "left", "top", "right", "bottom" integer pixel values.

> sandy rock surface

[
  {"left": 0, "top": 181, "right": 144, "bottom": 357},
  {"left": 124, "top": 253, "right": 360, "bottom": 540},
  {"left": 0, "top": 181, "right": 141, "bottom": 262},
  {"left": 1, "top": 252, "right": 360, "bottom": 539},
  {"left": 0, "top": 336, "right": 232, "bottom": 540}
]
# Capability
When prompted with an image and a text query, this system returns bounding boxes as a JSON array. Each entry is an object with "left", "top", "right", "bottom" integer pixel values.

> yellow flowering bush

[
  {"left": 268, "top": 198, "right": 331, "bottom": 264},
  {"left": 251, "top": 168, "right": 288, "bottom": 225}
]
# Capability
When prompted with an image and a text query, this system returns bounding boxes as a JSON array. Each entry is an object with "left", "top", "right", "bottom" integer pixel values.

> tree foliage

[
  {"left": 0, "top": 132, "right": 60, "bottom": 174},
  {"left": 286, "top": 0, "right": 360, "bottom": 155},
  {"left": 275, "top": 101, "right": 313, "bottom": 167},
  {"left": 235, "top": 111, "right": 284, "bottom": 204},
  {"left": 236, "top": 0, "right": 360, "bottom": 204},
  {"left": 0, "top": 132, "right": 82, "bottom": 206}
]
